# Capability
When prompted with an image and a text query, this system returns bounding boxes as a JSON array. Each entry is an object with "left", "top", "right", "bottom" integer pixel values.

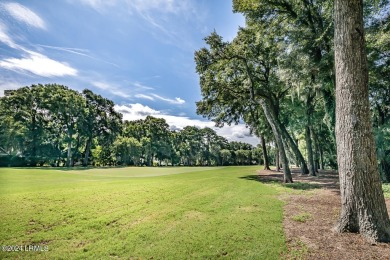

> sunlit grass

[
  {"left": 0, "top": 166, "right": 286, "bottom": 259},
  {"left": 383, "top": 183, "right": 390, "bottom": 198}
]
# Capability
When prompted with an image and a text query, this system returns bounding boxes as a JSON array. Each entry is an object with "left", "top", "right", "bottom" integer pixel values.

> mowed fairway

[{"left": 0, "top": 166, "right": 286, "bottom": 259}]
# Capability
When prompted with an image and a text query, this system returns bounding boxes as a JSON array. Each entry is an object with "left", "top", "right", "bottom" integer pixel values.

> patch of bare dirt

[{"left": 257, "top": 168, "right": 390, "bottom": 259}]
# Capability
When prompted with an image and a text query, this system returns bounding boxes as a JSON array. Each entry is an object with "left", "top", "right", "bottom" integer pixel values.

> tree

[
  {"left": 334, "top": 0, "right": 390, "bottom": 242},
  {"left": 195, "top": 29, "right": 294, "bottom": 182},
  {"left": 114, "top": 136, "right": 142, "bottom": 165},
  {"left": 177, "top": 126, "right": 203, "bottom": 166},
  {"left": 81, "top": 89, "right": 122, "bottom": 166},
  {"left": 0, "top": 85, "right": 49, "bottom": 165},
  {"left": 42, "top": 85, "right": 86, "bottom": 167},
  {"left": 220, "top": 149, "right": 232, "bottom": 165}
]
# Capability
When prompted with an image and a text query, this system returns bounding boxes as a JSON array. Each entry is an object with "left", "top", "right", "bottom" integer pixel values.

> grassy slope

[{"left": 0, "top": 166, "right": 285, "bottom": 259}]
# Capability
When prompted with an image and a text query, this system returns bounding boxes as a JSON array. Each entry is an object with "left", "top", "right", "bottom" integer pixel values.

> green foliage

[
  {"left": 0, "top": 84, "right": 122, "bottom": 167},
  {"left": 0, "top": 166, "right": 286, "bottom": 259},
  {"left": 382, "top": 183, "right": 390, "bottom": 197},
  {"left": 114, "top": 136, "right": 142, "bottom": 166},
  {"left": 376, "top": 123, "right": 390, "bottom": 181}
]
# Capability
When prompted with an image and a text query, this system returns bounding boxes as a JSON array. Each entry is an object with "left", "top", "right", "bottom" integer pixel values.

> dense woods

[{"left": 0, "top": 84, "right": 263, "bottom": 167}]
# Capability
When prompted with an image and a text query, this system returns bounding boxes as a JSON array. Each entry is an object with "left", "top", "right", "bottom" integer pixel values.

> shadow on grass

[
  {"left": 239, "top": 174, "right": 323, "bottom": 190},
  {"left": 283, "top": 182, "right": 321, "bottom": 190}
]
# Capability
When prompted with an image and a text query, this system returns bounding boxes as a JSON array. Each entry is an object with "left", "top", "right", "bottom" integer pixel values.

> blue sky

[{"left": 0, "top": 0, "right": 260, "bottom": 145}]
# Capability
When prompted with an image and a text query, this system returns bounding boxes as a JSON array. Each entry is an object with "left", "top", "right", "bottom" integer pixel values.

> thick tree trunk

[
  {"left": 305, "top": 126, "right": 316, "bottom": 176},
  {"left": 259, "top": 98, "right": 293, "bottom": 183},
  {"left": 334, "top": 0, "right": 390, "bottom": 242},
  {"left": 260, "top": 135, "right": 271, "bottom": 170},
  {"left": 280, "top": 124, "right": 309, "bottom": 175}
]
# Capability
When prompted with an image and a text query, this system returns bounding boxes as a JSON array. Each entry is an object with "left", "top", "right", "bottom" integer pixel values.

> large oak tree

[{"left": 334, "top": 0, "right": 390, "bottom": 242}]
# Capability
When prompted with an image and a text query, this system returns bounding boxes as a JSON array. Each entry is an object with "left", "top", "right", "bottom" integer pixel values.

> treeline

[
  {"left": 0, "top": 84, "right": 264, "bottom": 167},
  {"left": 195, "top": 0, "right": 390, "bottom": 182}
]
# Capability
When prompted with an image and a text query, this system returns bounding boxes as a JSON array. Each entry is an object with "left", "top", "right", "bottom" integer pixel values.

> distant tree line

[{"left": 0, "top": 84, "right": 268, "bottom": 167}]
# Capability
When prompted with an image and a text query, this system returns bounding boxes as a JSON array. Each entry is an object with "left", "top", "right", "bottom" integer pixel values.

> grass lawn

[
  {"left": 0, "top": 166, "right": 286, "bottom": 259},
  {"left": 383, "top": 183, "right": 390, "bottom": 198}
]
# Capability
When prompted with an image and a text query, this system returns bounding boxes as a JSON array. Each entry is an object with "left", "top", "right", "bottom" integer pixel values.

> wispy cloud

[
  {"left": 36, "top": 45, "right": 91, "bottom": 57},
  {"left": 0, "top": 23, "right": 19, "bottom": 49},
  {"left": 132, "top": 82, "right": 154, "bottom": 90},
  {"left": 77, "top": 0, "right": 192, "bottom": 14},
  {"left": 1, "top": 2, "right": 46, "bottom": 30},
  {"left": 36, "top": 44, "right": 120, "bottom": 68},
  {"left": 151, "top": 94, "right": 185, "bottom": 104},
  {"left": 76, "top": 0, "right": 116, "bottom": 12},
  {"left": 92, "top": 81, "right": 131, "bottom": 98},
  {"left": 0, "top": 50, "right": 77, "bottom": 77},
  {"left": 134, "top": 94, "right": 154, "bottom": 101},
  {"left": 0, "top": 22, "right": 78, "bottom": 78},
  {"left": 133, "top": 91, "right": 185, "bottom": 105},
  {"left": 74, "top": 0, "right": 199, "bottom": 49}
]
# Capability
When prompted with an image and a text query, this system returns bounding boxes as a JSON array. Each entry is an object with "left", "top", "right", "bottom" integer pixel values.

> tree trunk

[
  {"left": 311, "top": 127, "right": 320, "bottom": 172},
  {"left": 334, "top": 0, "right": 390, "bottom": 242},
  {"left": 305, "top": 94, "right": 316, "bottom": 176},
  {"left": 319, "top": 145, "right": 324, "bottom": 170},
  {"left": 83, "top": 136, "right": 92, "bottom": 167},
  {"left": 280, "top": 124, "right": 309, "bottom": 175},
  {"left": 275, "top": 147, "right": 280, "bottom": 171},
  {"left": 305, "top": 126, "right": 316, "bottom": 176},
  {"left": 260, "top": 135, "right": 270, "bottom": 170},
  {"left": 72, "top": 135, "right": 81, "bottom": 167},
  {"left": 259, "top": 98, "right": 293, "bottom": 183},
  {"left": 295, "top": 139, "right": 300, "bottom": 167},
  {"left": 66, "top": 140, "right": 72, "bottom": 167}
]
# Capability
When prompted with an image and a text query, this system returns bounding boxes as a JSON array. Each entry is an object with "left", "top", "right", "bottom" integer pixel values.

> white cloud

[
  {"left": 92, "top": 81, "right": 131, "bottom": 98},
  {"left": 0, "top": 23, "right": 79, "bottom": 78},
  {"left": 0, "top": 50, "right": 77, "bottom": 77},
  {"left": 114, "top": 103, "right": 259, "bottom": 145},
  {"left": 132, "top": 82, "right": 154, "bottom": 90},
  {"left": 0, "top": 23, "right": 19, "bottom": 49},
  {"left": 36, "top": 44, "right": 91, "bottom": 57},
  {"left": 36, "top": 44, "right": 120, "bottom": 68},
  {"left": 1, "top": 2, "right": 46, "bottom": 30},
  {"left": 74, "top": 0, "right": 198, "bottom": 49},
  {"left": 0, "top": 80, "right": 22, "bottom": 97},
  {"left": 115, "top": 103, "right": 161, "bottom": 120},
  {"left": 132, "top": 90, "right": 185, "bottom": 105},
  {"left": 152, "top": 94, "right": 185, "bottom": 104},
  {"left": 73, "top": 0, "right": 116, "bottom": 12},
  {"left": 77, "top": 0, "right": 192, "bottom": 14},
  {"left": 135, "top": 94, "right": 154, "bottom": 101}
]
